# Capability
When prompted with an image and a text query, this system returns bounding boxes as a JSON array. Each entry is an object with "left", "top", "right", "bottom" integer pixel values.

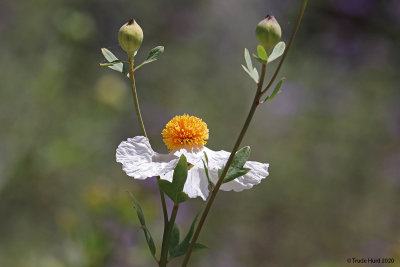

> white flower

[{"left": 116, "top": 115, "right": 269, "bottom": 200}]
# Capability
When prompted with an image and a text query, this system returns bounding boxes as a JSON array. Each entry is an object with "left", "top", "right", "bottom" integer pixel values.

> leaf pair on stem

[
  {"left": 242, "top": 41, "right": 286, "bottom": 102},
  {"left": 100, "top": 46, "right": 164, "bottom": 76}
]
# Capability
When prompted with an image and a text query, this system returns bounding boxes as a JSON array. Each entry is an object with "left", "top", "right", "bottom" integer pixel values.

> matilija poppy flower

[{"left": 116, "top": 114, "right": 269, "bottom": 200}]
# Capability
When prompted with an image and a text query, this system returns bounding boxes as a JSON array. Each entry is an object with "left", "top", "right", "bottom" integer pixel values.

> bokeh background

[{"left": 1, "top": 0, "right": 400, "bottom": 266}]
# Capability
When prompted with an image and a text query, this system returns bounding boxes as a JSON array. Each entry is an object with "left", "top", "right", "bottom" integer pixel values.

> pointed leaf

[
  {"left": 128, "top": 191, "right": 146, "bottom": 225},
  {"left": 268, "top": 41, "right": 286, "bottom": 63},
  {"left": 231, "top": 146, "right": 251, "bottom": 167},
  {"left": 143, "top": 227, "right": 156, "bottom": 256},
  {"left": 193, "top": 243, "right": 208, "bottom": 251},
  {"left": 257, "top": 45, "right": 268, "bottom": 62},
  {"left": 244, "top": 48, "right": 253, "bottom": 71},
  {"left": 99, "top": 59, "right": 122, "bottom": 67},
  {"left": 128, "top": 192, "right": 156, "bottom": 256},
  {"left": 202, "top": 159, "right": 214, "bottom": 188},
  {"left": 101, "top": 48, "right": 119, "bottom": 62},
  {"left": 241, "top": 65, "right": 259, "bottom": 83},
  {"left": 157, "top": 180, "right": 174, "bottom": 198},
  {"left": 253, "top": 54, "right": 266, "bottom": 64},
  {"left": 144, "top": 46, "right": 164, "bottom": 63},
  {"left": 158, "top": 155, "right": 189, "bottom": 203},
  {"left": 169, "top": 213, "right": 200, "bottom": 259},
  {"left": 264, "top": 77, "right": 285, "bottom": 102},
  {"left": 134, "top": 46, "right": 164, "bottom": 71},
  {"left": 219, "top": 146, "right": 252, "bottom": 184},
  {"left": 182, "top": 213, "right": 198, "bottom": 245},
  {"left": 169, "top": 224, "right": 180, "bottom": 250},
  {"left": 176, "top": 192, "right": 189, "bottom": 203},
  {"left": 253, "top": 67, "right": 259, "bottom": 82},
  {"left": 173, "top": 155, "right": 188, "bottom": 193},
  {"left": 100, "top": 48, "right": 127, "bottom": 74},
  {"left": 203, "top": 151, "right": 209, "bottom": 165},
  {"left": 219, "top": 166, "right": 251, "bottom": 184}
]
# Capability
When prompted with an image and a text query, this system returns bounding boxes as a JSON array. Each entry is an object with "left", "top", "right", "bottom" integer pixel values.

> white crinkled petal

[
  {"left": 172, "top": 147, "right": 231, "bottom": 169},
  {"left": 204, "top": 148, "right": 269, "bottom": 192},
  {"left": 116, "top": 136, "right": 178, "bottom": 179},
  {"left": 160, "top": 167, "right": 210, "bottom": 201},
  {"left": 202, "top": 147, "right": 230, "bottom": 169},
  {"left": 219, "top": 161, "right": 269, "bottom": 192},
  {"left": 172, "top": 148, "right": 205, "bottom": 167},
  {"left": 160, "top": 146, "right": 269, "bottom": 200}
]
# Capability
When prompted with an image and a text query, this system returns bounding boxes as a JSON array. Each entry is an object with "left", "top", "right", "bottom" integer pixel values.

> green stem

[
  {"left": 158, "top": 177, "right": 169, "bottom": 225},
  {"left": 180, "top": 63, "right": 267, "bottom": 267},
  {"left": 261, "top": 0, "right": 308, "bottom": 95},
  {"left": 181, "top": 1, "right": 308, "bottom": 266},
  {"left": 160, "top": 203, "right": 179, "bottom": 267},
  {"left": 128, "top": 53, "right": 147, "bottom": 138},
  {"left": 127, "top": 53, "right": 169, "bottom": 264},
  {"left": 158, "top": 176, "right": 169, "bottom": 257}
]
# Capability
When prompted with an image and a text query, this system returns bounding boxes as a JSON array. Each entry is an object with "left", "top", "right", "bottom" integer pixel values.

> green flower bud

[
  {"left": 118, "top": 18, "right": 143, "bottom": 56},
  {"left": 256, "top": 15, "right": 281, "bottom": 52}
]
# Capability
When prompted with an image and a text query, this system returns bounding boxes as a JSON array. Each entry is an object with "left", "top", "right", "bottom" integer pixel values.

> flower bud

[
  {"left": 256, "top": 15, "right": 281, "bottom": 52},
  {"left": 118, "top": 18, "right": 143, "bottom": 56}
]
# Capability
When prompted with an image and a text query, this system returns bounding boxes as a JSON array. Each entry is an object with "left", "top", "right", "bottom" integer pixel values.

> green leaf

[
  {"left": 268, "top": 41, "right": 285, "bottom": 63},
  {"left": 158, "top": 155, "right": 189, "bottom": 203},
  {"left": 128, "top": 192, "right": 156, "bottom": 256},
  {"left": 143, "top": 227, "right": 156, "bottom": 256},
  {"left": 253, "top": 53, "right": 266, "bottom": 64},
  {"left": 202, "top": 159, "right": 214, "bottom": 189},
  {"left": 241, "top": 65, "right": 259, "bottom": 83},
  {"left": 176, "top": 192, "right": 189, "bottom": 203},
  {"left": 100, "top": 48, "right": 128, "bottom": 75},
  {"left": 219, "top": 146, "right": 252, "bottom": 184},
  {"left": 231, "top": 146, "right": 251, "bottom": 167},
  {"left": 182, "top": 213, "right": 198, "bottom": 245},
  {"left": 172, "top": 155, "right": 188, "bottom": 192},
  {"left": 99, "top": 59, "right": 122, "bottom": 67},
  {"left": 252, "top": 67, "right": 259, "bottom": 82},
  {"left": 169, "top": 224, "right": 180, "bottom": 250},
  {"left": 244, "top": 48, "right": 253, "bottom": 71},
  {"left": 193, "top": 243, "right": 208, "bottom": 251},
  {"left": 101, "top": 48, "right": 118, "bottom": 62},
  {"left": 203, "top": 151, "right": 209, "bottom": 165},
  {"left": 242, "top": 48, "right": 260, "bottom": 83},
  {"left": 257, "top": 45, "right": 268, "bottom": 62},
  {"left": 158, "top": 180, "right": 189, "bottom": 204},
  {"left": 219, "top": 166, "right": 251, "bottom": 183},
  {"left": 202, "top": 152, "right": 214, "bottom": 189},
  {"left": 128, "top": 191, "right": 146, "bottom": 225},
  {"left": 169, "top": 213, "right": 201, "bottom": 259},
  {"left": 134, "top": 46, "right": 164, "bottom": 71},
  {"left": 264, "top": 77, "right": 285, "bottom": 102}
]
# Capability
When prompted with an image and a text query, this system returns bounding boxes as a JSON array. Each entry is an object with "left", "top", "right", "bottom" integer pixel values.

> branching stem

[{"left": 181, "top": 1, "right": 308, "bottom": 265}]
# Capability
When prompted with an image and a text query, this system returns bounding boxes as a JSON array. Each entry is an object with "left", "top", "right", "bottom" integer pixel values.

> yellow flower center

[{"left": 162, "top": 114, "right": 209, "bottom": 150}]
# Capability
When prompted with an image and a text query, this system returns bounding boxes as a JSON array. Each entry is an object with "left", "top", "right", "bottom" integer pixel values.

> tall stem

[
  {"left": 180, "top": 64, "right": 266, "bottom": 267},
  {"left": 127, "top": 54, "right": 169, "bottom": 263},
  {"left": 159, "top": 203, "right": 179, "bottom": 267},
  {"left": 128, "top": 53, "right": 147, "bottom": 138},
  {"left": 181, "top": 1, "right": 308, "bottom": 266}
]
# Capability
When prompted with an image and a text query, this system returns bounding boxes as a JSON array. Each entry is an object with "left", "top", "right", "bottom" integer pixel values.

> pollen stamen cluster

[{"left": 162, "top": 114, "right": 209, "bottom": 150}]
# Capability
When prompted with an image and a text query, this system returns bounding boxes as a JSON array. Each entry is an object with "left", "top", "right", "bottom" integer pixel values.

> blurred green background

[{"left": 1, "top": 0, "right": 400, "bottom": 266}]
